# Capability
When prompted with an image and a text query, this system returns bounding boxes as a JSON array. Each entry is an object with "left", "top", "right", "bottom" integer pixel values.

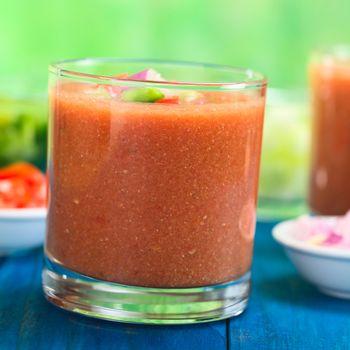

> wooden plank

[
  {"left": 229, "top": 221, "right": 350, "bottom": 349},
  {"left": 0, "top": 250, "right": 227, "bottom": 350}
]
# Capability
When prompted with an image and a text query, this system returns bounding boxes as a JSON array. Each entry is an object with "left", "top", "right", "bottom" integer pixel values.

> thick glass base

[{"left": 42, "top": 257, "right": 251, "bottom": 324}]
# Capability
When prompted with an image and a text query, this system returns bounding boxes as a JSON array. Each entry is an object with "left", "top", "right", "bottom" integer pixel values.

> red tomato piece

[
  {"left": 0, "top": 162, "right": 47, "bottom": 208},
  {"left": 0, "top": 162, "right": 45, "bottom": 185},
  {"left": 0, "top": 178, "right": 30, "bottom": 208},
  {"left": 155, "top": 96, "right": 180, "bottom": 104}
]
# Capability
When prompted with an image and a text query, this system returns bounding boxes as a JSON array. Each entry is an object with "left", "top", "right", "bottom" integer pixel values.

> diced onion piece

[{"left": 129, "top": 69, "right": 164, "bottom": 82}]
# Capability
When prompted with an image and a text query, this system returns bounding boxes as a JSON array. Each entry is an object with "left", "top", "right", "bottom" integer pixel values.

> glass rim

[{"left": 49, "top": 57, "right": 267, "bottom": 91}]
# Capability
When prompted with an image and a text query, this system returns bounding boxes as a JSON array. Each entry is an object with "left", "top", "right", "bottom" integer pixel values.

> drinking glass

[
  {"left": 309, "top": 46, "right": 350, "bottom": 215},
  {"left": 43, "top": 58, "right": 267, "bottom": 324}
]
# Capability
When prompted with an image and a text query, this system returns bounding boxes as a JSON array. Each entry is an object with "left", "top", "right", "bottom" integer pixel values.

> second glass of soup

[{"left": 309, "top": 47, "right": 350, "bottom": 215}]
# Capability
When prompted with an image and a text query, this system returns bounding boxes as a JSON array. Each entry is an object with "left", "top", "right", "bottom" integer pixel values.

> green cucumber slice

[{"left": 121, "top": 88, "right": 164, "bottom": 103}]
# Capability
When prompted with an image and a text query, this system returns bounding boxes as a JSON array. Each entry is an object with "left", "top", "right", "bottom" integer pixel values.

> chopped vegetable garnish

[
  {"left": 100, "top": 69, "right": 204, "bottom": 104},
  {"left": 155, "top": 96, "right": 180, "bottom": 104},
  {"left": 104, "top": 85, "right": 120, "bottom": 98},
  {"left": 295, "top": 211, "right": 350, "bottom": 249},
  {"left": 0, "top": 162, "right": 46, "bottom": 208},
  {"left": 121, "top": 87, "right": 164, "bottom": 103},
  {"left": 114, "top": 73, "right": 129, "bottom": 79},
  {"left": 99, "top": 74, "right": 129, "bottom": 97},
  {"left": 129, "top": 69, "right": 164, "bottom": 82},
  {"left": 178, "top": 90, "right": 203, "bottom": 103},
  {"left": 101, "top": 69, "right": 169, "bottom": 101}
]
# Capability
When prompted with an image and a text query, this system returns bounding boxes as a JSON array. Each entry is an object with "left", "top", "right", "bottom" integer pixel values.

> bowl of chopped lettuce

[
  {"left": 0, "top": 77, "right": 47, "bottom": 170},
  {"left": 258, "top": 89, "right": 310, "bottom": 220}
]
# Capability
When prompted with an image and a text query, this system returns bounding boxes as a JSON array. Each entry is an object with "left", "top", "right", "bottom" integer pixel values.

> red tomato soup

[
  {"left": 46, "top": 83, "right": 265, "bottom": 288},
  {"left": 309, "top": 54, "right": 350, "bottom": 215}
]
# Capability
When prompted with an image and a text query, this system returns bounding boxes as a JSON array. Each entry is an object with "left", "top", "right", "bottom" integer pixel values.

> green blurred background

[
  {"left": 0, "top": 0, "right": 349, "bottom": 217},
  {"left": 1, "top": 0, "right": 350, "bottom": 89}
]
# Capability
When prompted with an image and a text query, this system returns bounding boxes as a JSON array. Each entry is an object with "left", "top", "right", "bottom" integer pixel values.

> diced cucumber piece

[{"left": 121, "top": 88, "right": 164, "bottom": 103}]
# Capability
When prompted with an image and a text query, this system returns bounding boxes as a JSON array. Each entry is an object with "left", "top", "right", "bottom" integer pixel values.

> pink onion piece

[
  {"left": 105, "top": 85, "right": 121, "bottom": 97},
  {"left": 295, "top": 210, "right": 350, "bottom": 249},
  {"left": 119, "top": 69, "right": 165, "bottom": 93},
  {"left": 129, "top": 69, "right": 164, "bottom": 82},
  {"left": 323, "top": 232, "right": 343, "bottom": 245},
  {"left": 103, "top": 69, "right": 166, "bottom": 97},
  {"left": 295, "top": 216, "right": 333, "bottom": 241},
  {"left": 334, "top": 210, "right": 350, "bottom": 245}
]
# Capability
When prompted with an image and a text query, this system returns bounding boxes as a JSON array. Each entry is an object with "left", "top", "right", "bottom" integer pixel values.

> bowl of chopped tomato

[{"left": 0, "top": 162, "right": 46, "bottom": 256}]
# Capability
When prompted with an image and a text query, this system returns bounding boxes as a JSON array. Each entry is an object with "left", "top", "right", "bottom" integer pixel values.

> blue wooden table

[{"left": 1, "top": 221, "right": 350, "bottom": 350}]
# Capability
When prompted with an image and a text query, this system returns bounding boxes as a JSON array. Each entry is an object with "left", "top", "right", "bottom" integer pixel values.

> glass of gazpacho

[
  {"left": 43, "top": 58, "right": 267, "bottom": 324},
  {"left": 309, "top": 47, "right": 350, "bottom": 215}
]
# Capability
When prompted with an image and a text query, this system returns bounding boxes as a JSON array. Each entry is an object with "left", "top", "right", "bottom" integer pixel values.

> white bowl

[
  {"left": 272, "top": 218, "right": 350, "bottom": 299},
  {"left": 0, "top": 208, "right": 46, "bottom": 256}
]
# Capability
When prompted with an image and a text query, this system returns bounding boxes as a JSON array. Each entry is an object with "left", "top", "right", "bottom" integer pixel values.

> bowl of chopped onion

[{"left": 272, "top": 212, "right": 350, "bottom": 299}]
